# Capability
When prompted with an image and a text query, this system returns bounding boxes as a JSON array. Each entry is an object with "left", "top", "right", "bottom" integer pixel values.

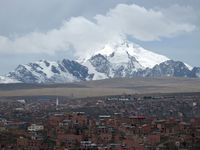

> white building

[{"left": 28, "top": 124, "right": 44, "bottom": 132}]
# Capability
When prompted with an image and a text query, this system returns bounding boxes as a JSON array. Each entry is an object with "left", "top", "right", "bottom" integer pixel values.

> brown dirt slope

[{"left": 0, "top": 77, "right": 200, "bottom": 98}]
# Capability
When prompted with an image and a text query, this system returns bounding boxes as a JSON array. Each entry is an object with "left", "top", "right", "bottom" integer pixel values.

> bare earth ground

[{"left": 0, "top": 77, "right": 200, "bottom": 98}]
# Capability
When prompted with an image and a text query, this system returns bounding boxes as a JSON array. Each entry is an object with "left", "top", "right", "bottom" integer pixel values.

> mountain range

[{"left": 1, "top": 39, "right": 200, "bottom": 83}]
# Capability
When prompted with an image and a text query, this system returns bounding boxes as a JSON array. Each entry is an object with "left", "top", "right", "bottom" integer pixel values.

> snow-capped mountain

[
  {"left": 2, "top": 39, "right": 200, "bottom": 83},
  {"left": 191, "top": 67, "right": 200, "bottom": 78},
  {"left": 95, "top": 40, "right": 169, "bottom": 69},
  {"left": 0, "top": 76, "right": 20, "bottom": 84},
  {"left": 7, "top": 59, "right": 92, "bottom": 83},
  {"left": 81, "top": 39, "right": 170, "bottom": 79},
  {"left": 149, "top": 60, "right": 192, "bottom": 77},
  {"left": 134, "top": 60, "right": 193, "bottom": 78}
]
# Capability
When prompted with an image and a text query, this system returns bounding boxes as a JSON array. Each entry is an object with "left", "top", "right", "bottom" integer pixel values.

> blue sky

[{"left": 0, "top": 0, "right": 199, "bottom": 74}]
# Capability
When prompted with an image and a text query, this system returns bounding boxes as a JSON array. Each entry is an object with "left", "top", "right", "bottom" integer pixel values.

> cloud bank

[{"left": 0, "top": 3, "right": 197, "bottom": 58}]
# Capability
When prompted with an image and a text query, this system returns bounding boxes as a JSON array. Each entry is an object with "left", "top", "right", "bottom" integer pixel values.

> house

[{"left": 28, "top": 124, "right": 44, "bottom": 132}]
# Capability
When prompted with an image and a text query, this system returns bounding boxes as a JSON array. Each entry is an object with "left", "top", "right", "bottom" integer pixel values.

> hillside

[{"left": 0, "top": 77, "right": 200, "bottom": 98}]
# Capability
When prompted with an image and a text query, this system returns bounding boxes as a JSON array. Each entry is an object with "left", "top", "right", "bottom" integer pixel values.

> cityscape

[{"left": 0, "top": 93, "right": 200, "bottom": 149}]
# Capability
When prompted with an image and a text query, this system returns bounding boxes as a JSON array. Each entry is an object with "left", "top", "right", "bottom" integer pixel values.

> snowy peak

[
  {"left": 86, "top": 50, "right": 142, "bottom": 78},
  {"left": 82, "top": 39, "right": 170, "bottom": 79},
  {"left": 93, "top": 39, "right": 169, "bottom": 69},
  {"left": 8, "top": 59, "right": 92, "bottom": 83}
]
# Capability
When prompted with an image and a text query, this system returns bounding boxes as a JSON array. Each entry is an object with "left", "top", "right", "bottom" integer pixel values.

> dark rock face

[
  {"left": 43, "top": 60, "right": 50, "bottom": 67},
  {"left": 89, "top": 54, "right": 111, "bottom": 75},
  {"left": 62, "top": 59, "right": 90, "bottom": 81},
  {"left": 51, "top": 65, "right": 60, "bottom": 74},
  {"left": 190, "top": 67, "right": 200, "bottom": 78}
]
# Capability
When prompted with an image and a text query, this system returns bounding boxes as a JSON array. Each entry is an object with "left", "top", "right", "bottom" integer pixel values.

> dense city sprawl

[{"left": 0, "top": 93, "right": 200, "bottom": 150}]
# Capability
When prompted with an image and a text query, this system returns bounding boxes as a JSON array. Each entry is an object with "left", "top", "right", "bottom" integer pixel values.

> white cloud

[
  {"left": 161, "top": 4, "right": 199, "bottom": 23},
  {"left": 0, "top": 3, "right": 197, "bottom": 58},
  {"left": 96, "top": 4, "right": 196, "bottom": 41}
]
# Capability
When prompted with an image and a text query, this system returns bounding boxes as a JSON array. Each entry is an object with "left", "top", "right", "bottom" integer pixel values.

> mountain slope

[
  {"left": 0, "top": 76, "right": 20, "bottom": 84},
  {"left": 82, "top": 39, "right": 169, "bottom": 79},
  {"left": 93, "top": 39, "right": 169, "bottom": 68},
  {"left": 3, "top": 39, "right": 199, "bottom": 83},
  {"left": 8, "top": 59, "right": 92, "bottom": 83},
  {"left": 134, "top": 60, "right": 192, "bottom": 78},
  {"left": 191, "top": 67, "right": 200, "bottom": 78}
]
